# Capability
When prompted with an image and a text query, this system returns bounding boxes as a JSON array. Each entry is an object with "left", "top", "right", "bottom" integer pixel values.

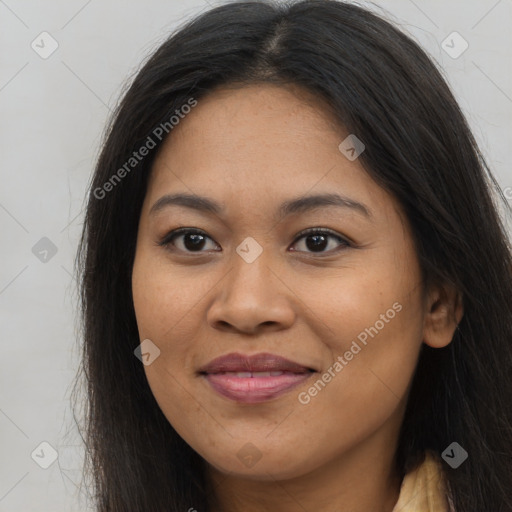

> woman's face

[{"left": 131, "top": 83, "right": 431, "bottom": 480}]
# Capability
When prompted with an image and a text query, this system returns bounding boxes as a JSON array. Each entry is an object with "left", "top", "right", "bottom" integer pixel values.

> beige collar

[{"left": 392, "top": 452, "right": 452, "bottom": 512}]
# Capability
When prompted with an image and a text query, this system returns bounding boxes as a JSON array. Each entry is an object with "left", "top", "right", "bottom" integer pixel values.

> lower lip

[{"left": 203, "top": 372, "right": 313, "bottom": 403}]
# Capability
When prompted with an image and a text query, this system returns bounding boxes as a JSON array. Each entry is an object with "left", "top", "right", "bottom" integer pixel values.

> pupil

[
  {"left": 306, "top": 234, "right": 327, "bottom": 251},
  {"left": 185, "top": 233, "right": 205, "bottom": 251}
]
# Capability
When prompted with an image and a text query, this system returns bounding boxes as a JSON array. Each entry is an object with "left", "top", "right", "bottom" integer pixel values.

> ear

[{"left": 423, "top": 282, "right": 464, "bottom": 349}]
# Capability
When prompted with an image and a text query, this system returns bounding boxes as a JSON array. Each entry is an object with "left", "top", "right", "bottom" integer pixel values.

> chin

[{"left": 201, "top": 446, "right": 316, "bottom": 481}]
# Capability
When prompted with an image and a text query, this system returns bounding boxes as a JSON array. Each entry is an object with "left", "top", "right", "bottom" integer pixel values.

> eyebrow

[{"left": 149, "top": 192, "right": 372, "bottom": 220}]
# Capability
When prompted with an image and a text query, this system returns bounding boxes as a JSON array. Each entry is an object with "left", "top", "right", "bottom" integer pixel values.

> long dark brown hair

[{"left": 73, "top": 1, "right": 512, "bottom": 510}]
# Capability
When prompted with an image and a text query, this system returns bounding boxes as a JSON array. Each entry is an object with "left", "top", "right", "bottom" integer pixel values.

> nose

[{"left": 206, "top": 252, "right": 296, "bottom": 335}]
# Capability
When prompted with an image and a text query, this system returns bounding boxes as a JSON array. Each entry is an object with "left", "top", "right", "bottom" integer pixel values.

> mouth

[{"left": 198, "top": 352, "right": 317, "bottom": 403}]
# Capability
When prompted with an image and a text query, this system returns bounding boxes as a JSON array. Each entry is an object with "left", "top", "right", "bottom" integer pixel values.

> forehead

[
  {"left": 145, "top": 83, "right": 399, "bottom": 223},
  {"left": 164, "top": 82, "right": 344, "bottom": 152}
]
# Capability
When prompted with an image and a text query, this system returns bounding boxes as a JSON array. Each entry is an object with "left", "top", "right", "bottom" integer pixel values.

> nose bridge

[
  {"left": 227, "top": 241, "right": 278, "bottom": 302},
  {"left": 207, "top": 241, "right": 295, "bottom": 332}
]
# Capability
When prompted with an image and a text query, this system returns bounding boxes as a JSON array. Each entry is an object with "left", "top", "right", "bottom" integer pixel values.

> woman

[{"left": 73, "top": 1, "right": 512, "bottom": 510}]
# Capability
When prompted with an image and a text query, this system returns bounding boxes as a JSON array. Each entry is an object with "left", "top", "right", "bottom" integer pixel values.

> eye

[
  {"left": 159, "top": 227, "right": 351, "bottom": 255},
  {"left": 158, "top": 228, "right": 220, "bottom": 253},
  {"left": 290, "top": 228, "right": 351, "bottom": 255}
]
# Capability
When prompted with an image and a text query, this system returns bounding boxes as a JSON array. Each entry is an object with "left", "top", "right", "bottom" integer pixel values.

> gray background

[{"left": 1, "top": 0, "right": 511, "bottom": 510}]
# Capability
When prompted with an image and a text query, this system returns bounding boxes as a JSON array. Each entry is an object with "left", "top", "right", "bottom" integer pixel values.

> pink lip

[{"left": 198, "top": 352, "right": 316, "bottom": 403}]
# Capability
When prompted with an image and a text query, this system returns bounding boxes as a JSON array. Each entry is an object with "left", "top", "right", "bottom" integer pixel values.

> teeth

[{"left": 221, "top": 371, "right": 285, "bottom": 377}]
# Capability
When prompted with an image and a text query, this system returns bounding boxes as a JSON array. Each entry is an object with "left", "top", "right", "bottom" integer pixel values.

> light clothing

[{"left": 391, "top": 452, "right": 453, "bottom": 512}]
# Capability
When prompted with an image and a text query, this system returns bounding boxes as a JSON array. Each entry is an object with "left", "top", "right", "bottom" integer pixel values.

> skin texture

[{"left": 131, "top": 83, "right": 463, "bottom": 512}]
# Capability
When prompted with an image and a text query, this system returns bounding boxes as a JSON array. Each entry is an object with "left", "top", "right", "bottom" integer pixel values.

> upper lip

[{"left": 198, "top": 352, "right": 316, "bottom": 374}]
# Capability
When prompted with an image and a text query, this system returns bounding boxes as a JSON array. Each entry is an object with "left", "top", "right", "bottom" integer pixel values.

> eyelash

[{"left": 158, "top": 227, "right": 352, "bottom": 256}]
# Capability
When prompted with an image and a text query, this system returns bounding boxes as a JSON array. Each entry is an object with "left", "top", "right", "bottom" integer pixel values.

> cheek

[
  {"left": 311, "top": 291, "right": 424, "bottom": 434},
  {"left": 131, "top": 253, "right": 205, "bottom": 440},
  {"left": 131, "top": 248, "right": 200, "bottom": 340},
  {"left": 302, "top": 258, "right": 424, "bottom": 422},
  {"left": 131, "top": 247, "right": 210, "bottom": 388}
]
